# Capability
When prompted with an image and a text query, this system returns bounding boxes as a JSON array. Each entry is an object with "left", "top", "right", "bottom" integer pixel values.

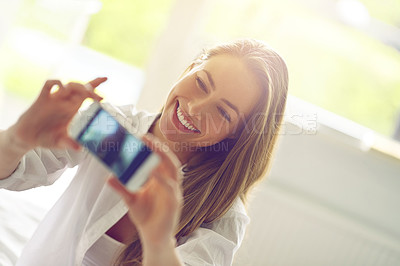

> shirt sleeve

[
  {"left": 0, "top": 107, "right": 96, "bottom": 191},
  {"left": 0, "top": 147, "right": 87, "bottom": 191},
  {"left": 176, "top": 199, "right": 250, "bottom": 266}
]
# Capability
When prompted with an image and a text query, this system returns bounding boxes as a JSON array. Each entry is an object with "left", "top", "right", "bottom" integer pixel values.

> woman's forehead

[{"left": 200, "top": 55, "right": 262, "bottom": 117}]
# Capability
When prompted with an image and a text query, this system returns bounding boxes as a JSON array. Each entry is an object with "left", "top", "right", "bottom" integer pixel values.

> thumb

[{"left": 107, "top": 177, "right": 138, "bottom": 205}]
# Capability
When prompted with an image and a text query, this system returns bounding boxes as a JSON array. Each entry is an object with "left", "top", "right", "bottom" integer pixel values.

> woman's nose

[{"left": 187, "top": 99, "right": 208, "bottom": 119}]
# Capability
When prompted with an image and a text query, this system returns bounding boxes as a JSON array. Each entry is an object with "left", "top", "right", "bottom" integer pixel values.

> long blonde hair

[{"left": 115, "top": 39, "right": 289, "bottom": 265}]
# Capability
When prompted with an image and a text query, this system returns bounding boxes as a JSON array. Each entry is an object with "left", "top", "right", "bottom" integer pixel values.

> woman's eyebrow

[{"left": 203, "top": 69, "right": 239, "bottom": 116}]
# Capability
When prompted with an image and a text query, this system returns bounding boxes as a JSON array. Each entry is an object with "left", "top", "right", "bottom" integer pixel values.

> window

[{"left": 199, "top": 0, "right": 400, "bottom": 138}]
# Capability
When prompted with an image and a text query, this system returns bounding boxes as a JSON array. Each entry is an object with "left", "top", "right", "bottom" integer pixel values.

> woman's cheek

[{"left": 203, "top": 115, "right": 228, "bottom": 137}]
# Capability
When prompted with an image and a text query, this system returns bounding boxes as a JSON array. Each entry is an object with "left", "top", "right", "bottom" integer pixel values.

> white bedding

[{"left": 0, "top": 168, "right": 75, "bottom": 266}]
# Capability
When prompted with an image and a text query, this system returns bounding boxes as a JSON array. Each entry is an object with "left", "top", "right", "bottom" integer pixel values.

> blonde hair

[{"left": 115, "top": 39, "right": 289, "bottom": 265}]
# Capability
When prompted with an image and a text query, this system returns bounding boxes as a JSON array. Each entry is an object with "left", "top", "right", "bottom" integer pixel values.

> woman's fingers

[
  {"left": 85, "top": 77, "right": 107, "bottom": 101},
  {"left": 15, "top": 77, "right": 106, "bottom": 150},
  {"left": 86, "top": 77, "right": 108, "bottom": 90},
  {"left": 141, "top": 134, "right": 181, "bottom": 181},
  {"left": 151, "top": 170, "right": 182, "bottom": 201},
  {"left": 107, "top": 177, "right": 137, "bottom": 205},
  {"left": 64, "top": 81, "right": 104, "bottom": 102},
  {"left": 39, "top": 80, "right": 65, "bottom": 99},
  {"left": 40, "top": 77, "right": 106, "bottom": 101}
]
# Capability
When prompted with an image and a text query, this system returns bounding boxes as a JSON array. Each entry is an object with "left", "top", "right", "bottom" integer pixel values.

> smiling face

[{"left": 158, "top": 54, "right": 262, "bottom": 149}]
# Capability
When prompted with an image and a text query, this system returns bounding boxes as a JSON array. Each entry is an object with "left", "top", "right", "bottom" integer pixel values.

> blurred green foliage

[
  {"left": 83, "top": 0, "right": 174, "bottom": 67},
  {"left": 0, "top": 48, "right": 49, "bottom": 100},
  {"left": 1, "top": 0, "right": 174, "bottom": 99}
]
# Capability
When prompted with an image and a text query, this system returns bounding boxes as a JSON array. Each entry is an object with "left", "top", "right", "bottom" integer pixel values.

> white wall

[{"left": 233, "top": 96, "right": 400, "bottom": 265}]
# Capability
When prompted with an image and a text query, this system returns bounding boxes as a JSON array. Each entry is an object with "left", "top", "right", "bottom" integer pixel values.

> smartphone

[{"left": 69, "top": 102, "right": 160, "bottom": 191}]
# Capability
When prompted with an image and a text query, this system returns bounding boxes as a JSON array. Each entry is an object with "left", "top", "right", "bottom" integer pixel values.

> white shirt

[
  {"left": 82, "top": 234, "right": 125, "bottom": 266},
  {"left": 0, "top": 105, "right": 250, "bottom": 266}
]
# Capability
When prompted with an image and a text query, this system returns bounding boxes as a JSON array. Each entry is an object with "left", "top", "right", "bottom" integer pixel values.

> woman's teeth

[{"left": 176, "top": 106, "right": 199, "bottom": 132}]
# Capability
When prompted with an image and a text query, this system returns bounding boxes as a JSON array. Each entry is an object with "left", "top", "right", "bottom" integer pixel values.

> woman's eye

[
  {"left": 196, "top": 77, "right": 207, "bottom": 93},
  {"left": 217, "top": 106, "right": 231, "bottom": 122}
]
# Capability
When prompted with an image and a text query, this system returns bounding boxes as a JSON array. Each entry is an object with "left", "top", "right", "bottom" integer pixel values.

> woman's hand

[
  {"left": 107, "top": 134, "right": 183, "bottom": 253},
  {"left": 11, "top": 78, "right": 106, "bottom": 151}
]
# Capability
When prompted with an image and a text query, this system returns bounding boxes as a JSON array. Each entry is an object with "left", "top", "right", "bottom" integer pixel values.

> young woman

[{"left": 0, "top": 39, "right": 288, "bottom": 265}]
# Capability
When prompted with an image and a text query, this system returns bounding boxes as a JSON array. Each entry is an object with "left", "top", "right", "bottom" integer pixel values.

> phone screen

[{"left": 77, "top": 108, "right": 152, "bottom": 185}]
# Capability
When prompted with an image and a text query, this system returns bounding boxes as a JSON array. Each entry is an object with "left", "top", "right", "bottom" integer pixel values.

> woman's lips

[{"left": 172, "top": 101, "right": 201, "bottom": 134}]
